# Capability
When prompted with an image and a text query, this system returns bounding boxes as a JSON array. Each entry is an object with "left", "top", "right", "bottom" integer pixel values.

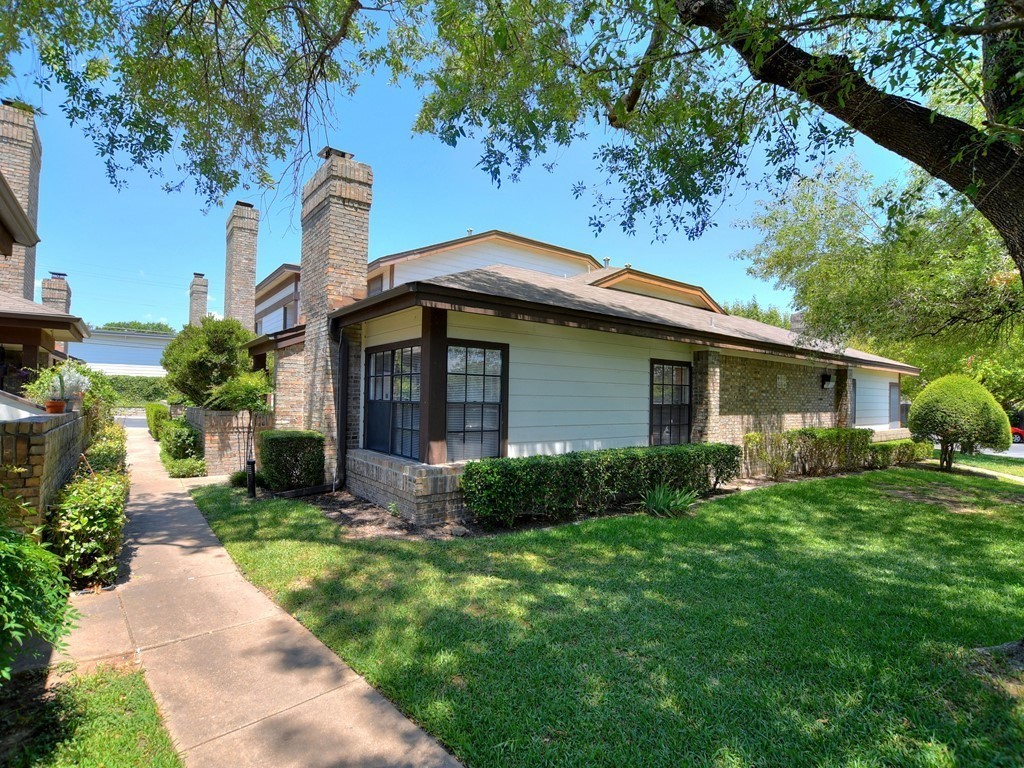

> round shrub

[
  {"left": 161, "top": 417, "right": 202, "bottom": 460},
  {"left": 257, "top": 430, "right": 325, "bottom": 491},
  {"left": 145, "top": 402, "right": 170, "bottom": 440},
  {"left": 908, "top": 374, "right": 1010, "bottom": 471}
]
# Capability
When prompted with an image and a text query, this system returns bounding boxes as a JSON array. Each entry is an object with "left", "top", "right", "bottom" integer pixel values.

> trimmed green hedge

[
  {"left": 145, "top": 402, "right": 170, "bottom": 440},
  {"left": 85, "top": 423, "right": 128, "bottom": 473},
  {"left": 160, "top": 449, "right": 207, "bottom": 478},
  {"left": 161, "top": 417, "right": 202, "bottom": 460},
  {"left": 49, "top": 471, "right": 131, "bottom": 588},
  {"left": 108, "top": 375, "right": 170, "bottom": 407},
  {"left": 866, "top": 438, "right": 933, "bottom": 469},
  {"left": 459, "top": 443, "right": 741, "bottom": 527},
  {"left": 257, "top": 430, "right": 325, "bottom": 491}
]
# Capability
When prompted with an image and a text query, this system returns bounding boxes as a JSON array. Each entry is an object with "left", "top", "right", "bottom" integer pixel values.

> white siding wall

[
  {"left": 362, "top": 307, "right": 422, "bottom": 349},
  {"left": 67, "top": 334, "right": 172, "bottom": 377},
  {"left": 260, "top": 307, "right": 285, "bottom": 335},
  {"left": 448, "top": 312, "right": 693, "bottom": 456},
  {"left": 853, "top": 368, "right": 899, "bottom": 429},
  {"left": 390, "top": 241, "right": 594, "bottom": 287}
]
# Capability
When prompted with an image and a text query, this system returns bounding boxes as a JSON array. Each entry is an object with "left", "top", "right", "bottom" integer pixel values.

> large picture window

[
  {"left": 650, "top": 360, "right": 691, "bottom": 445},
  {"left": 365, "top": 344, "right": 421, "bottom": 460},
  {"left": 447, "top": 344, "right": 506, "bottom": 461}
]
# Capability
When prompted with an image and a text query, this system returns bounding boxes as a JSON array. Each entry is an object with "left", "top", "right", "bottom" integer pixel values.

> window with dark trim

[
  {"left": 367, "top": 274, "right": 384, "bottom": 296},
  {"left": 650, "top": 360, "right": 691, "bottom": 445},
  {"left": 365, "top": 344, "right": 421, "bottom": 460},
  {"left": 447, "top": 344, "right": 506, "bottom": 461}
]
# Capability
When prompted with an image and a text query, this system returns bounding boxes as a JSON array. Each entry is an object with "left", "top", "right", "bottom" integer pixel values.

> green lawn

[
  {"left": 2, "top": 666, "right": 181, "bottom": 767},
  {"left": 193, "top": 469, "right": 1024, "bottom": 767},
  {"left": 942, "top": 449, "right": 1024, "bottom": 479}
]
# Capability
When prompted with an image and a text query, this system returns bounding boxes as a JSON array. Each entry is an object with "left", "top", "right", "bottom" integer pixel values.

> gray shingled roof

[
  {"left": 421, "top": 265, "right": 917, "bottom": 374},
  {"left": 0, "top": 290, "right": 90, "bottom": 340}
]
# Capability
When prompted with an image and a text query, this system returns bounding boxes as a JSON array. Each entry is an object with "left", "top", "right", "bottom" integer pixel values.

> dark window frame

[
  {"left": 649, "top": 359, "right": 693, "bottom": 446},
  {"left": 367, "top": 274, "right": 384, "bottom": 297},
  {"left": 851, "top": 378, "right": 857, "bottom": 425},
  {"left": 445, "top": 338, "right": 509, "bottom": 462},
  {"left": 363, "top": 339, "right": 423, "bottom": 461}
]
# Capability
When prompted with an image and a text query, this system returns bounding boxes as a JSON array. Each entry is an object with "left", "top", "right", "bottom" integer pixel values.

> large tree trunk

[{"left": 673, "top": 0, "right": 1024, "bottom": 279}]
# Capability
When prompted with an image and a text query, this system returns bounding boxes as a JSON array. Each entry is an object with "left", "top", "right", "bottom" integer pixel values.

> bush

[
  {"left": 257, "top": 430, "right": 325, "bottom": 491},
  {"left": 161, "top": 316, "right": 254, "bottom": 405},
  {"left": 48, "top": 471, "right": 130, "bottom": 588},
  {"left": 145, "top": 402, "right": 170, "bottom": 440},
  {"left": 228, "top": 469, "right": 267, "bottom": 488},
  {"left": 85, "top": 424, "right": 128, "bottom": 472},
  {"left": 22, "top": 360, "right": 118, "bottom": 438},
  {"left": 459, "top": 443, "right": 741, "bottom": 527},
  {"left": 791, "top": 427, "right": 873, "bottom": 475},
  {"left": 642, "top": 485, "right": 699, "bottom": 517},
  {"left": 160, "top": 449, "right": 207, "bottom": 478},
  {"left": 0, "top": 520, "right": 74, "bottom": 680},
  {"left": 909, "top": 374, "right": 1011, "bottom": 471},
  {"left": 108, "top": 375, "right": 170, "bottom": 407},
  {"left": 743, "top": 431, "right": 798, "bottom": 481},
  {"left": 161, "top": 417, "right": 202, "bottom": 460}
]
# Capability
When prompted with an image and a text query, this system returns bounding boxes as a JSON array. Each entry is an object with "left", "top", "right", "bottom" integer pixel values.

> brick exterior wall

[
  {"left": 185, "top": 407, "right": 273, "bottom": 475},
  {"left": 189, "top": 273, "right": 209, "bottom": 326},
  {"left": 224, "top": 202, "right": 259, "bottom": 331},
  {"left": 343, "top": 324, "right": 362, "bottom": 451},
  {"left": 272, "top": 345, "right": 306, "bottom": 429},
  {"left": 0, "top": 412, "right": 86, "bottom": 527},
  {"left": 0, "top": 103, "right": 41, "bottom": 300},
  {"left": 299, "top": 150, "right": 371, "bottom": 480},
  {"left": 346, "top": 449, "right": 465, "bottom": 525},
  {"left": 691, "top": 350, "right": 721, "bottom": 443},
  {"left": 40, "top": 275, "right": 71, "bottom": 313},
  {"left": 712, "top": 354, "right": 840, "bottom": 445}
]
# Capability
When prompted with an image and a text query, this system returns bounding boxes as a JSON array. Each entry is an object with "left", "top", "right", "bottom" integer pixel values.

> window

[
  {"left": 365, "top": 345, "right": 421, "bottom": 460},
  {"left": 447, "top": 344, "right": 505, "bottom": 461},
  {"left": 282, "top": 305, "right": 289, "bottom": 329},
  {"left": 650, "top": 360, "right": 691, "bottom": 445},
  {"left": 367, "top": 274, "right": 384, "bottom": 296}
]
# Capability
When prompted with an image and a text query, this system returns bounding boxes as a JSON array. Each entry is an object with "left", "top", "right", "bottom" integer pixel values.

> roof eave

[{"left": 0, "top": 171, "right": 39, "bottom": 247}]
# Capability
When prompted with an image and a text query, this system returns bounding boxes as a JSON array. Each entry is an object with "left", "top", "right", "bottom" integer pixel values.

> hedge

[
  {"left": 160, "top": 449, "right": 207, "bottom": 478},
  {"left": 85, "top": 423, "right": 128, "bottom": 473},
  {"left": 145, "top": 402, "right": 170, "bottom": 440},
  {"left": 161, "top": 417, "right": 202, "bottom": 460},
  {"left": 49, "top": 471, "right": 131, "bottom": 588},
  {"left": 108, "top": 375, "right": 170, "bottom": 407},
  {"left": 459, "top": 443, "right": 741, "bottom": 527},
  {"left": 866, "top": 438, "right": 934, "bottom": 469},
  {"left": 257, "top": 430, "right": 325, "bottom": 491}
]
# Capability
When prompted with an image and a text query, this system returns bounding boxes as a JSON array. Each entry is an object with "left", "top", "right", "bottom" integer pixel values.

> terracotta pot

[{"left": 45, "top": 399, "right": 67, "bottom": 414}]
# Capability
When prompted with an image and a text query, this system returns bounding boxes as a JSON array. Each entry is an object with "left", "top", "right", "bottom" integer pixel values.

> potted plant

[
  {"left": 45, "top": 373, "right": 66, "bottom": 413},
  {"left": 60, "top": 368, "right": 91, "bottom": 412}
]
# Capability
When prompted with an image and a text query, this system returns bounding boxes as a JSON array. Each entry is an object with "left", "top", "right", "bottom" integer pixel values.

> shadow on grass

[
  {"left": 0, "top": 668, "right": 74, "bottom": 767},
  {"left": 195, "top": 468, "right": 1024, "bottom": 767}
]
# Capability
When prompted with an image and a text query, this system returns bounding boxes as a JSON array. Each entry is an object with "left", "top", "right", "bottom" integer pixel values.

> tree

[
  {"left": 908, "top": 374, "right": 1010, "bottom": 470},
  {"left": 5, "top": 1, "right": 1024, "bottom": 281},
  {"left": 161, "top": 317, "right": 253, "bottom": 405},
  {"left": 738, "top": 159, "right": 1024, "bottom": 402},
  {"left": 96, "top": 321, "right": 175, "bottom": 334},
  {"left": 722, "top": 298, "right": 791, "bottom": 329}
]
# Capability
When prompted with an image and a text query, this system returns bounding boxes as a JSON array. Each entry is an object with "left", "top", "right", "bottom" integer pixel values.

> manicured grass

[
  {"left": 941, "top": 449, "right": 1024, "bottom": 478},
  {"left": 193, "top": 470, "right": 1024, "bottom": 767},
  {"left": 2, "top": 666, "right": 181, "bottom": 767}
]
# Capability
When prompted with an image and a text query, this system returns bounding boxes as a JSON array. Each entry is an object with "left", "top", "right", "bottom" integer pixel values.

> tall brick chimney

[
  {"left": 300, "top": 147, "right": 371, "bottom": 476},
  {"left": 41, "top": 271, "right": 71, "bottom": 352},
  {"left": 189, "top": 272, "right": 209, "bottom": 326},
  {"left": 0, "top": 101, "right": 41, "bottom": 300},
  {"left": 224, "top": 201, "right": 259, "bottom": 331}
]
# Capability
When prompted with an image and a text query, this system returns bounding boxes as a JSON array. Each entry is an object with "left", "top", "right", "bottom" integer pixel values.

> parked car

[{"left": 1013, "top": 427, "right": 1024, "bottom": 444}]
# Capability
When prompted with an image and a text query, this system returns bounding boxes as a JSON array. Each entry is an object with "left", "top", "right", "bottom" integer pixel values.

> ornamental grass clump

[{"left": 908, "top": 374, "right": 1010, "bottom": 471}]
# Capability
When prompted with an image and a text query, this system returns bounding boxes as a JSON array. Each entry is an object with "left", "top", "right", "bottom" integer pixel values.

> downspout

[{"left": 331, "top": 317, "right": 348, "bottom": 489}]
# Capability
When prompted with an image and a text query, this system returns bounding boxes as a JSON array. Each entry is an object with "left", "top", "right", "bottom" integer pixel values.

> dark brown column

[{"left": 419, "top": 308, "right": 448, "bottom": 464}]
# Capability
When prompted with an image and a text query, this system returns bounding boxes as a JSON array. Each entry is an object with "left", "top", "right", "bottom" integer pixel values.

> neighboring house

[
  {"left": 254, "top": 263, "right": 300, "bottom": 336},
  {"left": 66, "top": 328, "right": 174, "bottom": 377},
  {"left": 0, "top": 103, "right": 89, "bottom": 395},
  {"left": 227, "top": 148, "right": 916, "bottom": 523}
]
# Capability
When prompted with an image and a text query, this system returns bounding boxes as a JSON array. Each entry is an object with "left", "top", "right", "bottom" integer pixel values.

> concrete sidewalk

[{"left": 20, "top": 423, "right": 459, "bottom": 768}]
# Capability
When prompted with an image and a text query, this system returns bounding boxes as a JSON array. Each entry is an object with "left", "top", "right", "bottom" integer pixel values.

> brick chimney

[
  {"left": 300, "top": 147, "right": 372, "bottom": 476},
  {"left": 224, "top": 201, "right": 259, "bottom": 331},
  {"left": 790, "top": 312, "right": 805, "bottom": 336},
  {"left": 189, "top": 272, "right": 209, "bottom": 326},
  {"left": 0, "top": 101, "right": 42, "bottom": 300},
  {"left": 41, "top": 271, "right": 71, "bottom": 352}
]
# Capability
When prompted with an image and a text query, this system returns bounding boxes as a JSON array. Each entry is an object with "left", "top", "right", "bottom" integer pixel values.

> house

[
  {"left": 233, "top": 148, "right": 916, "bottom": 523},
  {"left": 0, "top": 103, "right": 88, "bottom": 395},
  {"left": 66, "top": 327, "right": 175, "bottom": 377}
]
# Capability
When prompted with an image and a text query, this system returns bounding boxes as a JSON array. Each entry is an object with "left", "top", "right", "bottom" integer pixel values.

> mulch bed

[{"left": 308, "top": 491, "right": 487, "bottom": 540}]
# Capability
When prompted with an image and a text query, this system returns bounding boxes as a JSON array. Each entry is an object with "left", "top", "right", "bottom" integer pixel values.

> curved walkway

[{"left": 25, "top": 422, "right": 459, "bottom": 768}]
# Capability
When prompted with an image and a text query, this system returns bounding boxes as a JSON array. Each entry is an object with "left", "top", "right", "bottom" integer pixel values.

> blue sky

[{"left": 20, "top": 73, "right": 907, "bottom": 329}]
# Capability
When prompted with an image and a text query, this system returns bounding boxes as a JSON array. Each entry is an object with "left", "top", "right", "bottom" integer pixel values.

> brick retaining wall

[
  {"left": 346, "top": 448, "right": 464, "bottom": 525},
  {"left": 186, "top": 408, "right": 273, "bottom": 475},
  {"left": 0, "top": 412, "right": 86, "bottom": 527}
]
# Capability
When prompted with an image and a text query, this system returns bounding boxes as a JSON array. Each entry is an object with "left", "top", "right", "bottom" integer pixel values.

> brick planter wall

[
  {"left": 185, "top": 408, "right": 273, "bottom": 475},
  {"left": 346, "top": 448, "right": 465, "bottom": 525},
  {"left": 0, "top": 412, "right": 86, "bottom": 527}
]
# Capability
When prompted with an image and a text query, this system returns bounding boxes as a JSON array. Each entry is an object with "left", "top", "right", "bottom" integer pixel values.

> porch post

[
  {"left": 691, "top": 349, "right": 721, "bottom": 443},
  {"left": 419, "top": 308, "right": 448, "bottom": 464}
]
